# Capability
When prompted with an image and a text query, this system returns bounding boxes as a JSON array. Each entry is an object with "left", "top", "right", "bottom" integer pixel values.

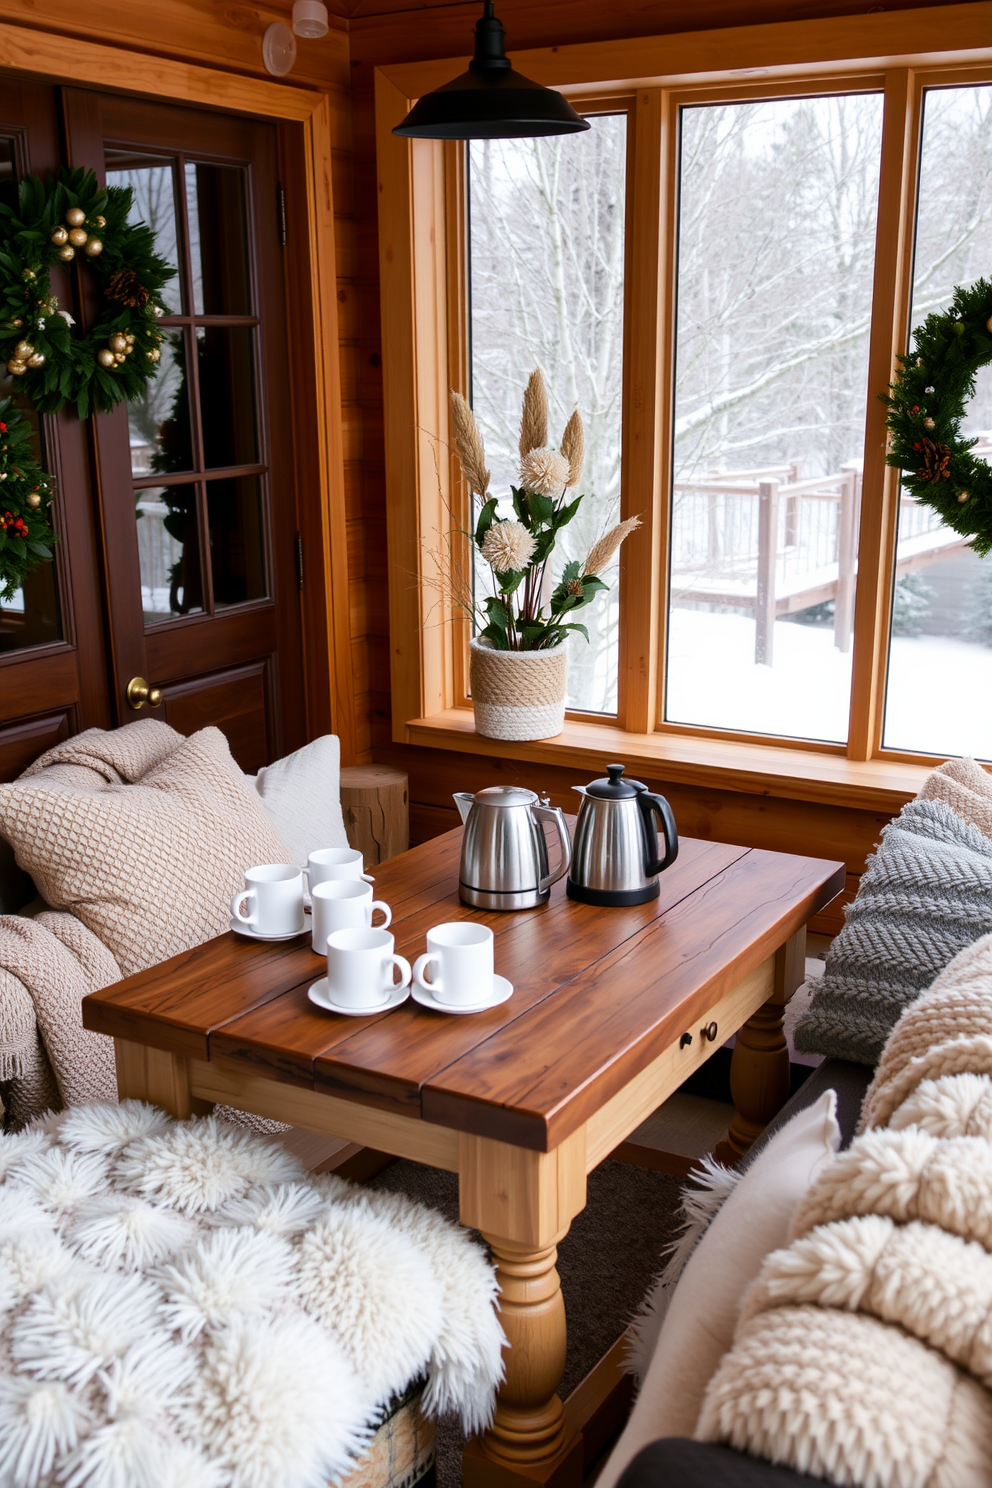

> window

[
  {"left": 377, "top": 13, "right": 992, "bottom": 778},
  {"left": 667, "top": 94, "right": 882, "bottom": 744},
  {"left": 467, "top": 116, "right": 628, "bottom": 714},
  {"left": 881, "top": 84, "right": 992, "bottom": 757}
]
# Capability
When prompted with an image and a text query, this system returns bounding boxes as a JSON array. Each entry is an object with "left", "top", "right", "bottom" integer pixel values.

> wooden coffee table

[{"left": 82, "top": 829, "right": 843, "bottom": 1488}]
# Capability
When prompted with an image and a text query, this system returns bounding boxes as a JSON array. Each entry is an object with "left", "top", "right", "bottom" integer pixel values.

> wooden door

[
  {"left": 63, "top": 90, "right": 306, "bottom": 772},
  {"left": 0, "top": 77, "right": 113, "bottom": 781}
]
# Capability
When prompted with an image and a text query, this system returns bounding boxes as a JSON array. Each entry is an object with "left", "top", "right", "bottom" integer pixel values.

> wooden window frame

[
  {"left": 0, "top": 25, "right": 356, "bottom": 762},
  {"left": 375, "top": 1, "right": 992, "bottom": 810}
]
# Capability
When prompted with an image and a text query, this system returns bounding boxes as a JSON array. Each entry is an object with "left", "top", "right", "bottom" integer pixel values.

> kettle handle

[
  {"left": 639, "top": 793, "right": 679, "bottom": 876},
  {"left": 532, "top": 804, "right": 572, "bottom": 893}
]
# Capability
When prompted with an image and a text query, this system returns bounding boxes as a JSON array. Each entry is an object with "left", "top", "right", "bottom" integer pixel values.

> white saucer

[
  {"left": 230, "top": 919, "right": 307, "bottom": 943},
  {"left": 308, "top": 978, "right": 410, "bottom": 1017},
  {"left": 411, "top": 974, "right": 513, "bottom": 1015}
]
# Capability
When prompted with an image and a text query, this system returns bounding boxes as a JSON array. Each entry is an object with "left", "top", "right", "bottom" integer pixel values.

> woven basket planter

[{"left": 469, "top": 636, "right": 568, "bottom": 741}]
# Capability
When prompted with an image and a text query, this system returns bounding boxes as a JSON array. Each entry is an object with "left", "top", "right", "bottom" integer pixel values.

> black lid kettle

[{"left": 566, "top": 763, "right": 678, "bottom": 906}]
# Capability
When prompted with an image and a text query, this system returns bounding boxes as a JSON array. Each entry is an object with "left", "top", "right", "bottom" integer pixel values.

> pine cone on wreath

[
  {"left": 912, "top": 437, "right": 951, "bottom": 482},
  {"left": 105, "top": 267, "right": 150, "bottom": 309}
]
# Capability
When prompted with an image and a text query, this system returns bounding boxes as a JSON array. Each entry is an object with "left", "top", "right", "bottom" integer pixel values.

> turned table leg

[
  {"left": 715, "top": 929, "right": 806, "bottom": 1165},
  {"left": 459, "top": 1130, "right": 587, "bottom": 1488},
  {"left": 481, "top": 1236, "right": 568, "bottom": 1465}
]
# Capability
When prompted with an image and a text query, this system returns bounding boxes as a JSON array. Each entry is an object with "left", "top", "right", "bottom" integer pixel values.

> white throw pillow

[
  {"left": 597, "top": 1090, "right": 841, "bottom": 1488},
  {"left": 249, "top": 734, "right": 348, "bottom": 867}
]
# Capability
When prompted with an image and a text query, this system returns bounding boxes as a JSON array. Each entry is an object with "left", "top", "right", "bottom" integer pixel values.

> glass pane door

[
  {"left": 63, "top": 86, "right": 304, "bottom": 768},
  {"left": 106, "top": 148, "right": 268, "bottom": 627}
]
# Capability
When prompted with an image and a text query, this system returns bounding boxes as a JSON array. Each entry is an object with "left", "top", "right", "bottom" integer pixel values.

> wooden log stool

[{"left": 340, "top": 764, "right": 409, "bottom": 866}]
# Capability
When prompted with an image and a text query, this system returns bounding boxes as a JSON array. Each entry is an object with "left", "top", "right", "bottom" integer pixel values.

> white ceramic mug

[
  {"left": 311, "top": 880, "right": 391, "bottom": 955},
  {"left": 325, "top": 927, "right": 411, "bottom": 1009},
  {"left": 231, "top": 864, "right": 305, "bottom": 937},
  {"left": 413, "top": 922, "right": 494, "bottom": 1006},
  {"left": 304, "top": 847, "right": 374, "bottom": 899}
]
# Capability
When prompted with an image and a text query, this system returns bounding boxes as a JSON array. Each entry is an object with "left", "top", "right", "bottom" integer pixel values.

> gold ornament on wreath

[{"left": 0, "top": 166, "right": 176, "bottom": 419}]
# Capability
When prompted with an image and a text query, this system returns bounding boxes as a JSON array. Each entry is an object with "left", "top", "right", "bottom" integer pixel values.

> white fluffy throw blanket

[
  {"left": 696, "top": 932, "right": 992, "bottom": 1487},
  {"left": 0, "top": 1101, "right": 503, "bottom": 1488}
]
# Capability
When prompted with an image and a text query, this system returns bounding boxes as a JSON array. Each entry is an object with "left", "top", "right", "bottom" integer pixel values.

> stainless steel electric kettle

[
  {"left": 566, "top": 763, "right": 678, "bottom": 906},
  {"left": 453, "top": 786, "right": 571, "bottom": 910}
]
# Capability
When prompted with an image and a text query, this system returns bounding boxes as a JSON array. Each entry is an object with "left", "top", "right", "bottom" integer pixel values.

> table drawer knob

[
  {"left": 679, "top": 1031, "right": 692, "bottom": 1049},
  {"left": 701, "top": 1021, "right": 719, "bottom": 1043}
]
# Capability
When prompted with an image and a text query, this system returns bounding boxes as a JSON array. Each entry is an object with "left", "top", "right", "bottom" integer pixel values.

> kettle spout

[
  {"left": 452, "top": 791, "right": 474, "bottom": 825},
  {"left": 571, "top": 785, "right": 587, "bottom": 796}
]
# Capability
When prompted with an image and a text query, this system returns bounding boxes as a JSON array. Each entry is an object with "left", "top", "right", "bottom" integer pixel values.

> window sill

[{"left": 406, "top": 709, "right": 932, "bottom": 813}]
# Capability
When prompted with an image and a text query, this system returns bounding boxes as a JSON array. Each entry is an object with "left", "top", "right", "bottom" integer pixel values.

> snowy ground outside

[{"left": 666, "top": 608, "right": 992, "bottom": 757}]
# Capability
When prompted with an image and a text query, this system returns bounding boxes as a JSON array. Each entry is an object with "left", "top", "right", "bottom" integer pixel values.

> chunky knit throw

[
  {"left": 696, "top": 932, "right": 992, "bottom": 1488},
  {"left": 0, "top": 1101, "right": 504, "bottom": 1488},
  {"left": 794, "top": 794, "right": 992, "bottom": 1065},
  {"left": 0, "top": 724, "right": 292, "bottom": 1128}
]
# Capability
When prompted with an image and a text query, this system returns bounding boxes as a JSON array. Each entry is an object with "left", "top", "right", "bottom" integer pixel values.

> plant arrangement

[
  {"left": 0, "top": 167, "right": 175, "bottom": 420},
  {"left": 883, "top": 276, "right": 992, "bottom": 555},
  {"left": 0, "top": 398, "right": 57, "bottom": 602},
  {"left": 449, "top": 369, "right": 640, "bottom": 651}
]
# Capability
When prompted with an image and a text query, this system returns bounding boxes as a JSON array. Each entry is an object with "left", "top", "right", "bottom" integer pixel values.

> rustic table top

[{"left": 83, "top": 829, "right": 844, "bottom": 1151}]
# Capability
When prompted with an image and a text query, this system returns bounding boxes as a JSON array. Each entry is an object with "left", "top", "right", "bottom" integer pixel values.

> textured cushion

[
  {"left": 0, "top": 726, "right": 292, "bottom": 976},
  {"left": 919, "top": 756, "right": 992, "bottom": 840},
  {"left": 597, "top": 1090, "right": 840, "bottom": 1488},
  {"left": 693, "top": 935, "right": 992, "bottom": 1488},
  {"left": 794, "top": 798, "right": 992, "bottom": 1066},
  {"left": 249, "top": 734, "right": 348, "bottom": 867}
]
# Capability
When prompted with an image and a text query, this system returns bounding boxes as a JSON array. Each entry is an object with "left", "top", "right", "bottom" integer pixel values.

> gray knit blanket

[{"left": 795, "top": 798, "right": 992, "bottom": 1065}]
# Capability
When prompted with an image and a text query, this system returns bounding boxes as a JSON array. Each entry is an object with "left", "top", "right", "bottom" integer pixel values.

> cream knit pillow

[
  {"left": 0, "top": 726, "right": 292, "bottom": 975},
  {"left": 247, "top": 734, "right": 348, "bottom": 867}
]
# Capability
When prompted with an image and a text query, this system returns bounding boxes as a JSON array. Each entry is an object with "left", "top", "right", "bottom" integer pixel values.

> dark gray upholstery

[{"left": 616, "top": 1438, "right": 832, "bottom": 1487}]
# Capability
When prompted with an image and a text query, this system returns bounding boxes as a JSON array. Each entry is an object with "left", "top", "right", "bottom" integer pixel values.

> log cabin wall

[{"left": 1, "top": 0, "right": 971, "bottom": 928}]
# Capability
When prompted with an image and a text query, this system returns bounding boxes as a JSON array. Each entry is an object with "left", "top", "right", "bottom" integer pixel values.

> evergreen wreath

[
  {"left": 0, "top": 397, "right": 57, "bottom": 602},
  {"left": 884, "top": 277, "right": 992, "bottom": 557},
  {"left": 0, "top": 167, "right": 175, "bottom": 420}
]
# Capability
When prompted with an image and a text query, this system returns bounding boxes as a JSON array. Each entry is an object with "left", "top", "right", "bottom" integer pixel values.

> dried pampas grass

[
  {"left": 560, "top": 409, "right": 584, "bottom": 488},
  {"left": 583, "top": 516, "right": 642, "bottom": 577},
  {"left": 519, "top": 368, "right": 548, "bottom": 458},
  {"left": 420, "top": 528, "right": 476, "bottom": 621},
  {"left": 449, "top": 391, "right": 490, "bottom": 497}
]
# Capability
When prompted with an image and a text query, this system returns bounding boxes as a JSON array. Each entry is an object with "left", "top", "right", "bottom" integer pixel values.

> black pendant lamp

[{"left": 393, "top": 0, "right": 590, "bottom": 141}]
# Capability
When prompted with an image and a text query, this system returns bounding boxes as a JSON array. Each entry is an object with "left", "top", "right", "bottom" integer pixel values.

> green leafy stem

[{"left": 473, "top": 486, "right": 608, "bottom": 651}]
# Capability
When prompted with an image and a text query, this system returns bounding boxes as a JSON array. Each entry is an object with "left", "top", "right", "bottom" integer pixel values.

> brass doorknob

[{"left": 126, "top": 676, "right": 163, "bottom": 710}]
